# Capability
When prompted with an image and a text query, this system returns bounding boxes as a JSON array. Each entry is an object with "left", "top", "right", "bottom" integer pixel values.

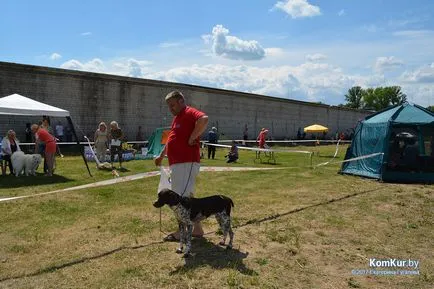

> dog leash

[{"left": 158, "top": 141, "right": 196, "bottom": 238}]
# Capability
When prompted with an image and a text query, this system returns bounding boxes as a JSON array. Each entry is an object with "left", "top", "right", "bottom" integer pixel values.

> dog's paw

[
  {"left": 175, "top": 248, "right": 183, "bottom": 254},
  {"left": 182, "top": 252, "right": 192, "bottom": 258}
]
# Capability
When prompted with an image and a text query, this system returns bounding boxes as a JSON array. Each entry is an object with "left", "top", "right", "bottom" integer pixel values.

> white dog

[{"left": 11, "top": 151, "right": 42, "bottom": 177}]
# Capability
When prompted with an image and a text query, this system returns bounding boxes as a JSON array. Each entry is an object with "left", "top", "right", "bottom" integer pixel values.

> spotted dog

[{"left": 153, "top": 188, "right": 234, "bottom": 257}]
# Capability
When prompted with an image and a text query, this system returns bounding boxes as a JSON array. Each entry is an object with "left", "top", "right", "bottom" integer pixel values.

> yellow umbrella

[{"left": 304, "top": 124, "right": 328, "bottom": 133}]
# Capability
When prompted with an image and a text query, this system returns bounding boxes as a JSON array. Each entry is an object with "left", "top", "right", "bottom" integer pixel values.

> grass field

[{"left": 0, "top": 145, "right": 433, "bottom": 289}]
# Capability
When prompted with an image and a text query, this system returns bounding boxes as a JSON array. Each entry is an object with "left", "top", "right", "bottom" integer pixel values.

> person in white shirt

[
  {"left": 1, "top": 130, "right": 21, "bottom": 175},
  {"left": 55, "top": 121, "right": 64, "bottom": 142}
]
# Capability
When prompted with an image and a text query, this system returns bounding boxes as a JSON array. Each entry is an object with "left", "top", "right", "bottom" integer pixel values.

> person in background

[
  {"left": 109, "top": 121, "right": 124, "bottom": 169},
  {"left": 226, "top": 141, "right": 238, "bottom": 163},
  {"left": 94, "top": 122, "right": 109, "bottom": 163},
  {"left": 243, "top": 124, "right": 248, "bottom": 146},
  {"left": 65, "top": 125, "right": 73, "bottom": 142},
  {"left": 256, "top": 128, "right": 268, "bottom": 158},
  {"left": 32, "top": 124, "right": 56, "bottom": 176},
  {"left": 55, "top": 121, "right": 64, "bottom": 142},
  {"left": 25, "top": 123, "right": 32, "bottom": 143},
  {"left": 0, "top": 151, "right": 3, "bottom": 175},
  {"left": 257, "top": 128, "right": 268, "bottom": 149},
  {"left": 1, "top": 130, "right": 21, "bottom": 175},
  {"left": 135, "top": 125, "right": 144, "bottom": 150},
  {"left": 207, "top": 126, "right": 218, "bottom": 159},
  {"left": 41, "top": 116, "right": 53, "bottom": 135},
  {"left": 38, "top": 118, "right": 50, "bottom": 173}
]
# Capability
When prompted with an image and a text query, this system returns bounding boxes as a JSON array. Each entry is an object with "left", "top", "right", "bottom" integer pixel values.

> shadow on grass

[
  {"left": 0, "top": 173, "right": 74, "bottom": 189},
  {"left": 235, "top": 187, "right": 384, "bottom": 228},
  {"left": 0, "top": 241, "right": 165, "bottom": 283},
  {"left": 0, "top": 187, "right": 382, "bottom": 283},
  {"left": 170, "top": 238, "right": 255, "bottom": 276},
  {"left": 317, "top": 155, "right": 338, "bottom": 158}
]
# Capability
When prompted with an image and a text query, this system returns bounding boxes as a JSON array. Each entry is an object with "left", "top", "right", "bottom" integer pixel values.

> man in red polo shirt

[{"left": 155, "top": 90, "right": 209, "bottom": 241}]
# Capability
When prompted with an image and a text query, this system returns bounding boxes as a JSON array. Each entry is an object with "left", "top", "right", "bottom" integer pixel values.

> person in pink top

[
  {"left": 32, "top": 124, "right": 57, "bottom": 176},
  {"left": 155, "top": 90, "right": 209, "bottom": 242},
  {"left": 257, "top": 128, "right": 268, "bottom": 148}
]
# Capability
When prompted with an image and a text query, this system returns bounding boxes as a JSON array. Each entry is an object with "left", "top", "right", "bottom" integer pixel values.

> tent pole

[{"left": 67, "top": 116, "right": 93, "bottom": 177}]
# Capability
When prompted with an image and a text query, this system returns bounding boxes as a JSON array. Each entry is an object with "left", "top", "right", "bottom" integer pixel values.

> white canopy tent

[
  {"left": 0, "top": 93, "right": 70, "bottom": 117},
  {"left": 0, "top": 93, "right": 92, "bottom": 176}
]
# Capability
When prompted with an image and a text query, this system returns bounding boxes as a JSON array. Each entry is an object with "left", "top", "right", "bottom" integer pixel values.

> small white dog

[{"left": 11, "top": 151, "right": 42, "bottom": 177}]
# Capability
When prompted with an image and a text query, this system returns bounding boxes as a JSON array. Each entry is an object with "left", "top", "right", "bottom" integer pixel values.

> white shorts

[{"left": 170, "top": 162, "right": 200, "bottom": 197}]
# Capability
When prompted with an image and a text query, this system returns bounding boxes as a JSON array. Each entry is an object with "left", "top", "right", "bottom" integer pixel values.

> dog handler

[
  {"left": 32, "top": 124, "right": 57, "bottom": 176},
  {"left": 155, "top": 90, "right": 209, "bottom": 242}
]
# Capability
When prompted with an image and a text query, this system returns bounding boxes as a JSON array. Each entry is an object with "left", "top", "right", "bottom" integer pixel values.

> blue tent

[{"left": 341, "top": 102, "right": 434, "bottom": 183}]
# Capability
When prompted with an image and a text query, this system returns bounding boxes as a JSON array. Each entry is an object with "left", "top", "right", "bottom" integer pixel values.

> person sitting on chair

[
  {"left": 402, "top": 138, "right": 419, "bottom": 171},
  {"left": 226, "top": 141, "right": 238, "bottom": 163}
]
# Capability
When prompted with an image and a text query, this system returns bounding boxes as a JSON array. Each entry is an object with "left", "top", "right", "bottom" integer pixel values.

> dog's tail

[
  {"left": 221, "top": 195, "right": 234, "bottom": 208},
  {"left": 221, "top": 196, "right": 234, "bottom": 215}
]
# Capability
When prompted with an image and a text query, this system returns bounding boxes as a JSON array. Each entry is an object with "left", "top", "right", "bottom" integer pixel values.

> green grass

[{"left": 0, "top": 145, "right": 433, "bottom": 288}]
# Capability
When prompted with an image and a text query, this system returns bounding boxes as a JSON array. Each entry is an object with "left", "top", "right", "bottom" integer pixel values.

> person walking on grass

[
  {"left": 109, "top": 121, "right": 124, "bottom": 170},
  {"left": 154, "top": 90, "right": 209, "bottom": 242},
  {"left": 94, "top": 122, "right": 109, "bottom": 163}
]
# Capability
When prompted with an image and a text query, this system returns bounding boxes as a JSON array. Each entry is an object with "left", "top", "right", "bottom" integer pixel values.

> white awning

[{"left": 0, "top": 93, "right": 70, "bottom": 117}]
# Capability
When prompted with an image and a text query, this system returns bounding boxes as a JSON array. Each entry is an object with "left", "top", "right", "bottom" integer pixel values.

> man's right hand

[{"left": 154, "top": 155, "right": 163, "bottom": 166}]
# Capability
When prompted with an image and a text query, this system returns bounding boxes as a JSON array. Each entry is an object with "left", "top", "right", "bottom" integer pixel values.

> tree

[
  {"left": 387, "top": 86, "right": 407, "bottom": 105},
  {"left": 343, "top": 85, "right": 408, "bottom": 111},
  {"left": 344, "top": 86, "right": 364, "bottom": 109}
]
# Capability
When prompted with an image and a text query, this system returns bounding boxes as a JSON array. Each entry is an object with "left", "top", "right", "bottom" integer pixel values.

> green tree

[
  {"left": 387, "top": 86, "right": 407, "bottom": 105},
  {"left": 344, "top": 86, "right": 364, "bottom": 109},
  {"left": 343, "top": 85, "right": 407, "bottom": 111},
  {"left": 361, "top": 86, "right": 407, "bottom": 111},
  {"left": 362, "top": 88, "right": 377, "bottom": 110}
]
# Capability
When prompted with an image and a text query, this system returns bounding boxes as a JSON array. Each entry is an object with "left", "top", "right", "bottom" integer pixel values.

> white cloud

[
  {"left": 159, "top": 42, "right": 183, "bottom": 48},
  {"left": 306, "top": 53, "right": 327, "bottom": 62},
  {"left": 374, "top": 56, "right": 404, "bottom": 72},
  {"left": 338, "top": 9, "right": 345, "bottom": 16},
  {"left": 60, "top": 58, "right": 105, "bottom": 72},
  {"left": 202, "top": 25, "right": 266, "bottom": 61},
  {"left": 60, "top": 58, "right": 152, "bottom": 78},
  {"left": 50, "top": 53, "right": 62, "bottom": 60},
  {"left": 81, "top": 32, "right": 92, "bottom": 36},
  {"left": 145, "top": 62, "right": 363, "bottom": 103},
  {"left": 361, "top": 24, "right": 378, "bottom": 33},
  {"left": 274, "top": 0, "right": 321, "bottom": 19},
  {"left": 401, "top": 63, "right": 434, "bottom": 83},
  {"left": 393, "top": 30, "right": 434, "bottom": 38},
  {"left": 56, "top": 55, "right": 432, "bottom": 106},
  {"left": 388, "top": 16, "right": 429, "bottom": 29},
  {"left": 265, "top": 48, "right": 286, "bottom": 58},
  {"left": 112, "top": 58, "right": 152, "bottom": 77},
  {"left": 401, "top": 84, "right": 434, "bottom": 105}
]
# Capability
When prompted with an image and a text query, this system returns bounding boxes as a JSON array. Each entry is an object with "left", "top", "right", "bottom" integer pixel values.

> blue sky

[{"left": 1, "top": 0, "right": 434, "bottom": 106}]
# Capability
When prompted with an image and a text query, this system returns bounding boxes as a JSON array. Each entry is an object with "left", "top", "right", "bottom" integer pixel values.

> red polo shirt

[{"left": 166, "top": 106, "right": 205, "bottom": 165}]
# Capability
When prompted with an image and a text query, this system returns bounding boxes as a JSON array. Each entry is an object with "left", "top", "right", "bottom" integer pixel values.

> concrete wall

[{"left": 0, "top": 61, "right": 371, "bottom": 141}]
